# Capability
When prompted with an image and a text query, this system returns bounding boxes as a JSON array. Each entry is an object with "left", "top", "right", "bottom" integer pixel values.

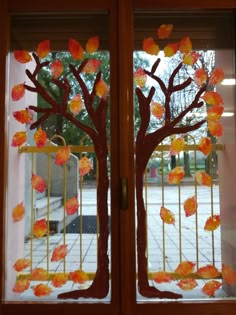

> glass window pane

[{"left": 134, "top": 11, "right": 236, "bottom": 301}]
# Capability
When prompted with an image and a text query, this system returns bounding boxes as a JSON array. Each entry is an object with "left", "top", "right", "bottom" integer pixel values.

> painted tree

[{"left": 134, "top": 25, "right": 224, "bottom": 298}]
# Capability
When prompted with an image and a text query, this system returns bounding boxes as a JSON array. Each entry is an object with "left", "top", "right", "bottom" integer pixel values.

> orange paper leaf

[
  {"left": 204, "top": 215, "right": 221, "bottom": 231},
  {"left": 150, "top": 102, "right": 165, "bottom": 119},
  {"left": 33, "top": 219, "right": 47, "bottom": 238},
  {"left": 170, "top": 137, "right": 185, "bottom": 155},
  {"left": 179, "top": 37, "right": 192, "bottom": 54},
  {"left": 55, "top": 146, "right": 71, "bottom": 165},
  {"left": 222, "top": 264, "right": 236, "bottom": 286},
  {"left": 52, "top": 273, "right": 68, "bottom": 288},
  {"left": 195, "top": 171, "right": 212, "bottom": 187},
  {"left": 177, "top": 278, "right": 198, "bottom": 291},
  {"left": 65, "top": 196, "right": 79, "bottom": 215},
  {"left": 51, "top": 59, "right": 64, "bottom": 78},
  {"left": 69, "top": 94, "right": 83, "bottom": 116},
  {"left": 194, "top": 68, "right": 208, "bottom": 86},
  {"left": 209, "top": 68, "right": 224, "bottom": 85},
  {"left": 12, "top": 279, "right": 30, "bottom": 294},
  {"left": 69, "top": 269, "right": 89, "bottom": 284},
  {"left": 207, "top": 105, "right": 224, "bottom": 121},
  {"left": 183, "top": 196, "right": 198, "bottom": 217},
  {"left": 157, "top": 24, "right": 173, "bottom": 39},
  {"left": 13, "top": 109, "right": 33, "bottom": 124},
  {"left": 31, "top": 268, "right": 48, "bottom": 281},
  {"left": 201, "top": 91, "right": 224, "bottom": 106},
  {"left": 134, "top": 68, "right": 147, "bottom": 88},
  {"left": 11, "top": 131, "right": 27, "bottom": 147},
  {"left": 95, "top": 79, "right": 109, "bottom": 99},
  {"left": 153, "top": 271, "right": 173, "bottom": 283},
  {"left": 36, "top": 40, "right": 50, "bottom": 58},
  {"left": 164, "top": 42, "right": 179, "bottom": 57},
  {"left": 12, "top": 202, "right": 25, "bottom": 222},
  {"left": 86, "top": 36, "right": 99, "bottom": 53},
  {"left": 168, "top": 166, "right": 185, "bottom": 184},
  {"left": 79, "top": 156, "right": 92, "bottom": 176},
  {"left": 160, "top": 206, "right": 175, "bottom": 225},
  {"left": 183, "top": 51, "right": 200, "bottom": 65},
  {"left": 69, "top": 38, "right": 84, "bottom": 60},
  {"left": 143, "top": 37, "right": 159, "bottom": 55},
  {"left": 31, "top": 173, "right": 46, "bottom": 193},
  {"left": 197, "top": 264, "right": 220, "bottom": 279},
  {"left": 51, "top": 244, "right": 68, "bottom": 262},
  {"left": 13, "top": 258, "right": 31, "bottom": 272},
  {"left": 198, "top": 137, "right": 213, "bottom": 156},
  {"left": 14, "top": 50, "right": 32, "bottom": 63},
  {"left": 34, "top": 128, "right": 47, "bottom": 148},
  {"left": 82, "top": 59, "right": 101, "bottom": 73},
  {"left": 208, "top": 120, "right": 223, "bottom": 137},
  {"left": 11, "top": 83, "right": 25, "bottom": 101},
  {"left": 33, "top": 284, "right": 52, "bottom": 297},
  {"left": 202, "top": 280, "right": 222, "bottom": 297},
  {"left": 175, "top": 261, "right": 195, "bottom": 276}
]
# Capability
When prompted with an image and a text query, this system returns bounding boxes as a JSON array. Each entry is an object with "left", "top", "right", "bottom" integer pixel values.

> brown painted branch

[
  {"left": 30, "top": 112, "right": 52, "bottom": 130},
  {"left": 52, "top": 78, "right": 70, "bottom": 114},
  {"left": 151, "top": 58, "right": 161, "bottom": 74},
  {"left": 144, "top": 70, "right": 167, "bottom": 95},
  {"left": 31, "top": 52, "right": 50, "bottom": 76},
  {"left": 174, "top": 119, "right": 206, "bottom": 134}
]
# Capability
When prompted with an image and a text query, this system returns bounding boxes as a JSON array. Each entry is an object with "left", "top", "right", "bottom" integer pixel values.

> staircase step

[{"left": 35, "top": 196, "right": 63, "bottom": 218}]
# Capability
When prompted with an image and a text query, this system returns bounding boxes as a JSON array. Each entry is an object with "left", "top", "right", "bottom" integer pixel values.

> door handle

[{"left": 120, "top": 177, "right": 128, "bottom": 210}]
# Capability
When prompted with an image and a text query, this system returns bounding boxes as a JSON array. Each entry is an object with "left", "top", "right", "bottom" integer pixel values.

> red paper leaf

[
  {"left": 170, "top": 137, "right": 185, "bottom": 155},
  {"left": 179, "top": 37, "right": 192, "bottom": 54},
  {"left": 69, "top": 38, "right": 84, "bottom": 60},
  {"left": 86, "top": 36, "right": 99, "bottom": 53},
  {"left": 14, "top": 50, "right": 32, "bottom": 63},
  {"left": 13, "top": 258, "right": 31, "bottom": 272},
  {"left": 11, "top": 131, "right": 27, "bottom": 147},
  {"left": 12, "top": 202, "right": 25, "bottom": 222},
  {"left": 183, "top": 196, "right": 198, "bottom": 217},
  {"left": 160, "top": 206, "right": 175, "bottom": 225},
  {"left": 13, "top": 109, "right": 33, "bottom": 124},
  {"left": 51, "top": 59, "right": 64, "bottom": 78},
  {"left": 197, "top": 264, "right": 220, "bottom": 279},
  {"left": 82, "top": 59, "right": 101, "bottom": 73},
  {"left": 34, "top": 128, "right": 47, "bottom": 148},
  {"left": 183, "top": 51, "right": 200, "bottom": 65},
  {"left": 168, "top": 166, "right": 185, "bottom": 184},
  {"left": 11, "top": 83, "right": 25, "bottom": 101},
  {"left": 177, "top": 278, "right": 198, "bottom": 291},
  {"left": 157, "top": 24, "right": 173, "bottom": 39},
  {"left": 194, "top": 68, "right": 208, "bottom": 86},
  {"left": 33, "top": 219, "right": 47, "bottom": 238},
  {"left": 175, "top": 261, "right": 195, "bottom": 276},
  {"left": 207, "top": 105, "right": 224, "bottom": 121},
  {"left": 143, "top": 37, "right": 159, "bottom": 55},
  {"left": 12, "top": 279, "right": 30, "bottom": 293},
  {"left": 164, "top": 42, "right": 179, "bottom": 57},
  {"left": 65, "top": 196, "right": 79, "bottom": 215},
  {"left": 150, "top": 102, "right": 165, "bottom": 119},
  {"left": 201, "top": 91, "right": 224, "bottom": 106},
  {"left": 69, "top": 270, "right": 89, "bottom": 284},
  {"left": 51, "top": 244, "right": 68, "bottom": 262},
  {"left": 31, "top": 268, "right": 48, "bottom": 281},
  {"left": 51, "top": 273, "right": 68, "bottom": 288},
  {"left": 79, "top": 156, "right": 92, "bottom": 176},
  {"left": 134, "top": 68, "right": 147, "bottom": 88},
  {"left": 153, "top": 271, "right": 173, "bottom": 283},
  {"left": 195, "top": 171, "right": 212, "bottom": 187},
  {"left": 198, "top": 137, "right": 213, "bottom": 156},
  {"left": 36, "top": 40, "right": 50, "bottom": 58},
  {"left": 204, "top": 215, "right": 221, "bottom": 231},
  {"left": 69, "top": 94, "right": 83, "bottom": 116},
  {"left": 55, "top": 146, "right": 71, "bottom": 165},
  {"left": 222, "top": 264, "right": 236, "bottom": 286},
  {"left": 95, "top": 79, "right": 109, "bottom": 99},
  {"left": 202, "top": 280, "right": 222, "bottom": 297},
  {"left": 33, "top": 284, "right": 52, "bottom": 297},
  {"left": 209, "top": 68, "right": 224, "bottom": 85},
  {"left": 208, "top": 120, "right": 223, "bottom": 137},
  {"left": 31, "top": 173, "right": 46, "bottom": 193}
]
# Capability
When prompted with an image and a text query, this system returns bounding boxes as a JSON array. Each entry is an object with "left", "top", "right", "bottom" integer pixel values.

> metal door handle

[{"left": 120, "top": 177, "right": 128, "bottom": 210}]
